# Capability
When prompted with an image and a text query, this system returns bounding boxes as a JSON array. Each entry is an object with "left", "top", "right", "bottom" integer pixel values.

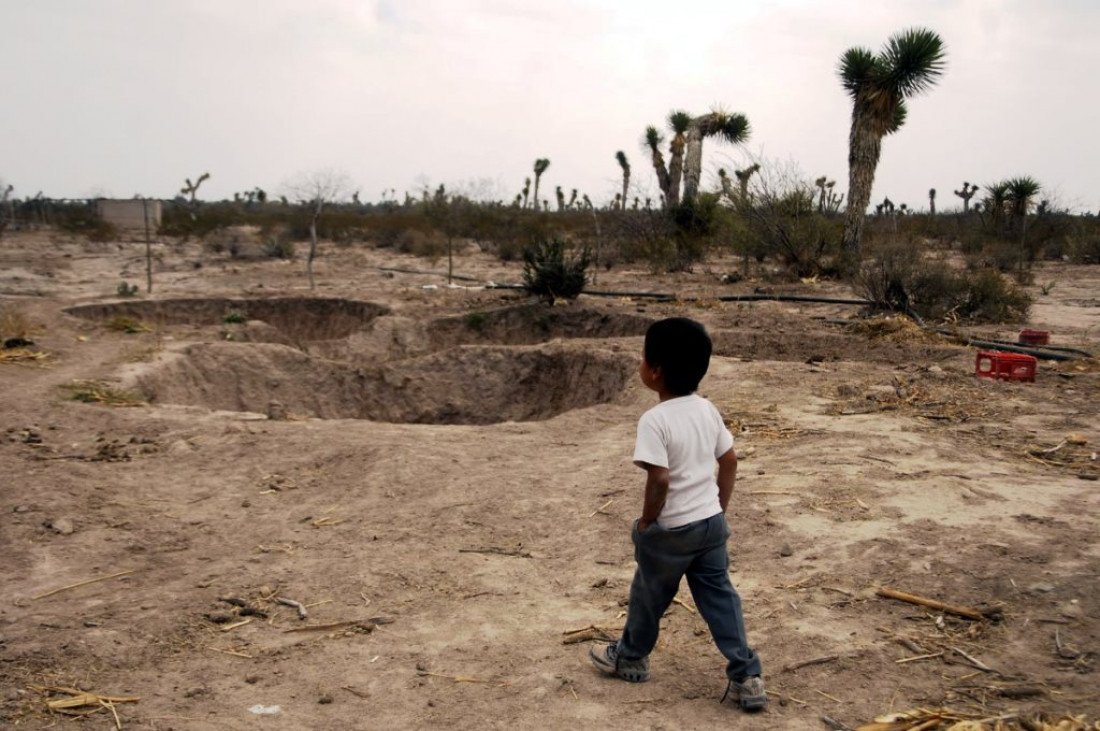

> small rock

[
  {"left": 241, "top": 500, "right": 251, "bottom": 508},
  {"left": 166, "top": 439, "right": 193, "bottom": 455},
  {"left": 1060, "top": 603, "right": 1084, "bottom": 619},
  {"left": 267, "top": 401, "right": 288, "bottom": 421},
  {"left": 779, "top": 543, "right": 793, "bottom": 558},
  {"left": 1027, "top": 582, "right": 1055, "bottom": 595},
  {"left": 13, "top": 505, "right": 30, "bottom": 514},
  {"left": 245, "top": 675, "right": 260, "bottom": 685},
  {"left": 318, "top": 694, "right": 334, "bottom": 705},
  {"left": 48, "top": 517, "right": 75, "bottom": 535}
]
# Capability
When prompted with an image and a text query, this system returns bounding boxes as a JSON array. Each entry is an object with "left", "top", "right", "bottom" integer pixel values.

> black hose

[{"left": 930, "top": 328, "right": 1093, "bottom": 358}]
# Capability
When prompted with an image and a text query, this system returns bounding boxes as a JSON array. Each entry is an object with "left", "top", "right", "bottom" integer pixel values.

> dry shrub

[
  {"left": 62, "top": 380, "right": 145, "bottom": 406},
  {"left": 0, "top": 305, "right": 33, "bottom": 340},
  {"left": 105, "top": 315, "right": 152, "bottom": 334},
  {"left": 395, "top": 229, "right": 447, "bottom": 262},
  {"left": 847, "top": 316, "right": 940, "bottom": 344}
]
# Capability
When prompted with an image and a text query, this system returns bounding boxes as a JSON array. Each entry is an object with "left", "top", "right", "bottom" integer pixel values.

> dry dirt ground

[{"left": 1, "top": 232, "right": 1098, "bottom": 730}]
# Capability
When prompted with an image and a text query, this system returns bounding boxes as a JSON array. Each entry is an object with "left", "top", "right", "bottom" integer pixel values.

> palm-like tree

[
  {"left": 642, "top": 126, "right": 670, "bottom": 205},
  {"left": 735, "top": 164, "right": 760, "bottom": 203},
  {"left": 665, "top": 111, "right": 692, "bottom": 207},
  {"left": 954, "top": 182, "right": 979, "bottom": 213},
  {"left": 839, "top": 27, "right": 946, "bottom": 263},
  {"left": 682, "top": 110, "right": 751, "bottom": 204},
  {"left": 615, "top": 151, "right": 631, "bottom": 211},
  {"left": 1007, "top": 176, "right": 1041, "bottom": 250},
  {"left": 984, "top": 180, "right": 1011, "bottom": 232},
  {"left": 531, "top": 159, "right": 550, "bottom": 211}
]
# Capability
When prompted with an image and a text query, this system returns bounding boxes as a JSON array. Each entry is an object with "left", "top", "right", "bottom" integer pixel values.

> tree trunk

[
  {"left": 143, "top": 199, "right": 153, "bottom": 294},
  {"left": 681, "top": 124, "right": 704, "bottom": 205},
  {"left": 621, "top": 170, "right": 630, "bottom": 213},
  {"left": 307, "top": 200, "right": 322, "bottom": 290},
  {"left": 841, "top": 107, "right": 882, "bottom": 267},
  {"left": 667, "top": 136, "right": 685, "bottom": 207},
  {"left": 532, "top": 174, "right": 542, "bottom": 212},
  {"left": 650, "top": 150, "right": 670, "bottom": 205}
]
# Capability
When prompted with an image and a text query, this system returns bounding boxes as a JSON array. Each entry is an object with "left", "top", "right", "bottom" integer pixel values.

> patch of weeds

[
  {"left": 463, "top": 311, "right": 488, "bottom": 332},
  {"left": 117, "top": 281, "right": 139, "bottom": 297},
  {"left": 0, "top": 305, "right": 34, "bottom": 341},
  {"left": 62, "top": 380, "right": 145, "bottom": 407},
  {"left": 1040, "top": 280, "right": 1057, "bottom": 296},
  {"left": 124, "top": 343, "right": 163, "bottom": 363},
  {"left": 223, "top": 309, "right": 247, "bottom": 324},
  {"left": 105, "top": 315, "right": 153, "bottom": 334},
  {"left": 522, "top": 237, "right": 590, "bottom": 302}
]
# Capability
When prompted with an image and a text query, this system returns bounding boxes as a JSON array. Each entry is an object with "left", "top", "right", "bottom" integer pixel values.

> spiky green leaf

[
  {"left": 880, "top": 27, "right": 946, "bottom": 98},
  {"left": 839, "top": 46, "right": 876, "bottom": 97},
  {"left": 643, "top": 125, "right": 663, "bottom": 152},
  {"left": 668, "top": 110, "right": 692, "bottom": 135}
]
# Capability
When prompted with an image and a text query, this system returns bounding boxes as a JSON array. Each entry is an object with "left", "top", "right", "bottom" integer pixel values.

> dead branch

[
  {"left": 459, "top": 547, "right": 533, "bottom": 558},
  {"left": 283, "top": 620, "right": 375, "bottom": 634},
  {"left": 276, "top": 597, "right": 308, "bottom": 620},
  {"left": 876, "top": 587, "right": 999, "bottom": 621},
  {"left": 32, "top": 570, "right": 136, "bottom": 600}
]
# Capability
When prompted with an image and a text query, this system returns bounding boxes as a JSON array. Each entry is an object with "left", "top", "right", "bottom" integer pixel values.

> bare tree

[
  {"left": 0, "top": 180, "right": 13, "bottom": 240},
  {"left": 180, "top": 172, "right": 210, "bottom": 221},
  {"left": 284, "top": 169, "right": 353, "bottom": 289}
]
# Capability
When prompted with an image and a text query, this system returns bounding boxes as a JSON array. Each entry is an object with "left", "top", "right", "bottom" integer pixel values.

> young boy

[{"left": 589, "top": 317, "right": 766, "bottom": 712}]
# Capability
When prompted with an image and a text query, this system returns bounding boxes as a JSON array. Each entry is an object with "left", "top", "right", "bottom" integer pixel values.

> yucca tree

[
  {"left": 665, "top": 111, "right": 692, "bottom": 207},
  {"left": 735, "top": 164, "right": 760, "bottom": 203},
  {"left": 1007, "top": 176, "right": 1041, "bottom": 252},
  {"left": 642, "top": 126, "right": 670, "bottom": 205},
  {"left": 615, "top": 151, "right": 631, "bottom": 211},
  {"left": 984, "top": 180, "right": 1011, "bottom": 233},
  {"left": 954, "top": 182, "right": 979, "bottom": 213},
  {"left": 682, "top": 110, "right": 751, "bottom": 204},
  {"left": 839, "top": 27, "right": 946, "bottom": 264},
  {"left": 531, "top": 159, "right": 550, "bottom": 211},
  {"left": 717, "top": 169, "right": 734, "bottom": 201},
  {"left": 928, "top": 188, "right": 936, "bottom": 215}
]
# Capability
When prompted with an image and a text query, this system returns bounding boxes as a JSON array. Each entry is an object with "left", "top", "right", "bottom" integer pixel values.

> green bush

[
  {"left": 116, "top": 281, "right": 139, "bottom": 297},
  {"left": 223, "top": 309, "right": 246, "bottom": 324},
  {"left": 522, "top": 237, "right": 590, "bottom": 302}
]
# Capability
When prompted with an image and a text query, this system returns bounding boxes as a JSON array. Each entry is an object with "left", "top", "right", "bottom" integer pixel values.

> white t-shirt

[{"left": 633, "top": 394, "right": 734, "bottom": 529}]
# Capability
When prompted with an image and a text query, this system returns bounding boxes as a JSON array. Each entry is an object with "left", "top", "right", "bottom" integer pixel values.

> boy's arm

[
  {"left": 716, "top": 447, "right": 738, "bottom": 513},
  {"left": 637, "top": 463, "right": 670, "bottom": 532}
]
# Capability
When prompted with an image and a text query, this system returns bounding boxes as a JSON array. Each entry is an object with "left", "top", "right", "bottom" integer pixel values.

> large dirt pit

[
  {"left": 134, "top": 341, "right": 635, "bottom": 424},
  {"left": 2, "top": 236, "right": 1098, "bottom": 730}
]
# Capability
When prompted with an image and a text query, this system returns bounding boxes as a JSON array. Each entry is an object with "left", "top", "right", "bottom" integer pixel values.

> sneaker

[
  {"left": 722, "top": 675, "right": 767, "bottom": 712},
  {"left": 588, "top": 641, "right": 650, "bottom": 683}
]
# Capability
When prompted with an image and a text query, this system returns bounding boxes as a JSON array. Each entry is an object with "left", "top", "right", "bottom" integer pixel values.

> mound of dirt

[
  {"left": 65, "top": 297, "right": 389, "bottom": 344},
  {"left": 133, "top": 341, "right": 634, "bottom": 424},
  {"left": 711, "top": 326, "right": 958, "bottom": 363}
]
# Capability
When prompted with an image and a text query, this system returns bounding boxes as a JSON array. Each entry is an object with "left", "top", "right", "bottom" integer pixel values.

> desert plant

[
  {"left": 642, "top": 126, "right": 671, "bottom": 205},
  {"left": 522, "top": 237, "right": 590, "bottom": 302},
  {"left": 928, "top": 188, "right": 936, "bottom": 215},
  {"left": 531, "top": 159, "right": 550, "bottom": 212},
  {"left": 665, "top": 111, "right": 692, "bottom": 207},
  {"left": 284, "top": 169, "right": 352, "bottom": 289},
  {"left": 223, "top": 309, "right": 246, "bottom": 324},
  {"left": 463, "top": 311, "right": 488, "bottom": 331},
  {"left": 954, "top": 182, "right": 979, "bottom": 213},
  {"left": 615, "top": 151, "right": 631, "bottom": 211},
  {"left": 682, "top": 110, "right": 751, "bottom": 204},
  {"left": 180, "top": 172, "right": 210, "bottom": 221},
  {"left": 262, "top": 227, "right": 295, "bottom": 259},
  {"left": 116, "top": 281, "right": 139, "bottom": 297},
  {"left": 839, "top": 27, "right": 947, "bottom": 266}
]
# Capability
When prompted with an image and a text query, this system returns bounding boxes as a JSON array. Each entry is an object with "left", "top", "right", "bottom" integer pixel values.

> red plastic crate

[
  {"left": 1018, "top": 329, "right": 1050, "bottom": 346},
  {"left": 975, "top": 350, "right": 1037, "bottom": 382}
]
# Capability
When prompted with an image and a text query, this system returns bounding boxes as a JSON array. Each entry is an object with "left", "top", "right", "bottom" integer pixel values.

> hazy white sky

[{"left": 1, "top": 0, "right": 1098, "bottom": 211}]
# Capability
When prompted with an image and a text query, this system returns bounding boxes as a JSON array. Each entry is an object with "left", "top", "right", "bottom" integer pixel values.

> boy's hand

[{"left": 637, "top": 518, "right": 652, "bottom": 532}]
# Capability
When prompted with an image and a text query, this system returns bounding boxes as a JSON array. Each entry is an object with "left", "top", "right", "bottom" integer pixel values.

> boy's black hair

[{"left": 644, "top": 317, "right": 712, "bottom": 395}]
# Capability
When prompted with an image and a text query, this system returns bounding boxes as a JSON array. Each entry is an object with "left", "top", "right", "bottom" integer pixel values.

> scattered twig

[
  {"left": 417, "top": 670, "right": 504, "bottom": 685},
  {"left": 672, "top": 597, "right": 697, "bottom": 614},
  {"left": 876, "top": 587, "right": 998, "bottom": 621},
  {"left": 341, "top": 685, "right": 370, "bottom": 699},
  {"left": 766, "top": 689, "right": 807, "bottom": 706},
  {"left": 1055, "top": 628, "right": 1081, "bottom": 659},
  {"left": 950, "top": 646, "right": 996, "bottom": 673},
  {"left": 561, "top": 625, "right": 616, "bottom": 644},
  {"left": 821, "top": 715, "right": 855, "bottom": 731},
  {"left": 283, "top": 620, "right": 375, "bottom": 634},
  {"left": 813, "top": 688, "right": 843, "bottom": 703},
  {"left": 780, "top": 653, "right": 861, "bottom": 673},
  {"left": 32, "top": 570, "right": 136, "bottom": 600},
  {"left": 276, "top": 597, "right": 308, "bottom": 620},
  {"left": 220, "top": 617, "right": 253, "bottom": 632},
  {"left": 459, "top": 547, "right": 533, "bottom": 559},
  {"left": 588, "top": 499, "right": 614, "bottom": 517},
  {"left": 895, "top": 651, "right": 943, "bottom": 665},
  {"left": 205, "top": 646, "right": 252, "bottom": 659}
]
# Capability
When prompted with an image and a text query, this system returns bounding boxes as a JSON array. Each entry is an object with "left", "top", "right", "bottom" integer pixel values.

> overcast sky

[{"left": 1, "top": 0, "right": 1097, "bottom": 211}]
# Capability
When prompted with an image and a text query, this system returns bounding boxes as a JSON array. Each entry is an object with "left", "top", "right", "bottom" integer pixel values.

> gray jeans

[{"left": 618, "top": 513, "right": 762, "bottom": 681}]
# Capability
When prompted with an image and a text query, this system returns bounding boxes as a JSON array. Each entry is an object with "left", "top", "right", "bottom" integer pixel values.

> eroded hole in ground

[
  {"left": 133, "top": 342, "right": 634, "bottom": 424},
  {"left": 311, "top": 303, "right": 653, "bottom": 364},
  {"left": 65, "top": 297, "right": 389, "bottom": 344}
]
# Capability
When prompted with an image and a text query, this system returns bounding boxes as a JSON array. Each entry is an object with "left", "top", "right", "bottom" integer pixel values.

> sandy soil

[{"left": 1, "top": 231, "right": 1098, "bottom": 730}]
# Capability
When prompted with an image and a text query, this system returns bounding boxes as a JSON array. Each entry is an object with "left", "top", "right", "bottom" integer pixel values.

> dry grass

[
  {"left": 61, "top": 380, "right": 145, "bottom": 407},
  {"left": 105, "top": 315, "right": 152, "bottom": 334},
  {"left": 0, "top": 304, "right": 35, "bottom": 339},
  {"left": 848, "top": 316, "right": 943, "bottom": 345}
]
